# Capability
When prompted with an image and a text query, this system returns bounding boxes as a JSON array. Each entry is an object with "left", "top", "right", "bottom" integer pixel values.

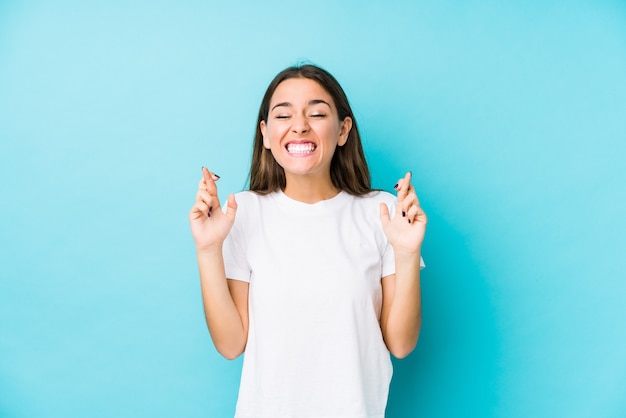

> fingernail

[
  {"left": 393, "top": 183, "right": 399, "bottom": 189},
  {"left": 402, "top": 210, "right": 406, "bottom": 217},
  {"left": 213, "top": 174, "right": 221, "bottom": 179},
  {"left": 408, "top": 219, "right": 412, "bottom": 224},
  {"left": 209, "top": 206, "right": 213, "bottom": 212}
]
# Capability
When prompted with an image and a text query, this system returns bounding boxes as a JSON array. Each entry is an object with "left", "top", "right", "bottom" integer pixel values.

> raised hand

[
  {"left": 380, "top": 171, "right": 427, "bottom": 254},
  {"left": 189, "top": 167, "right": 238, "bottom": 251}
]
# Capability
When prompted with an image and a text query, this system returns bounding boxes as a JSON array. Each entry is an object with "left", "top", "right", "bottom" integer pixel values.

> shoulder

[
  {"left": 229, "top": 191, "right": 269, "bottom": 234},
  {"left": 233, "top": 190, "right": 260, "bottom": 204},
  {"left": 342, "top": 191, "right": 397, "bottom": 222},
  {"left": 233, "top": 190, "right": 277, "bottom": 206},
  {"left": 351, "top": 190, "right": 397, "bottom": 206},
  {"left": 231, "top": 190, "right": 281, "bottom": 219}
]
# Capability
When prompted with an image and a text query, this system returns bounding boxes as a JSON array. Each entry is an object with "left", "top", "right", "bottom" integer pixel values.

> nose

[{"left": 291, "top": 114, "right": 309, "bottom": 134}]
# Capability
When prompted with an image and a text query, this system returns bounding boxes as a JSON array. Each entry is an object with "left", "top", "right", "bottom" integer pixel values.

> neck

[{"left": 283, "top": 174, "right": 340, "bottom": 204}]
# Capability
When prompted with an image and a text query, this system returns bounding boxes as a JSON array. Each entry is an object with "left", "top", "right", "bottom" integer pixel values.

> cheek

[
  {"left": 319, "top": 124, "right": 342, "bottom": 144},
  {"left": 263, "top": 125, "right": 279, "bottom": 149},
  {"left": 266, "top": 123, "right": 289, "bottom": 140},
  {"left": 267, "top": 131, "right": 283, "bottom": 149}
]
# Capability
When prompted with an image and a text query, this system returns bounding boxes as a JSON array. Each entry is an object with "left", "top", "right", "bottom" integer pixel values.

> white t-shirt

[{"left": 223, "top": 189, "right": 424, "bottom": 418}]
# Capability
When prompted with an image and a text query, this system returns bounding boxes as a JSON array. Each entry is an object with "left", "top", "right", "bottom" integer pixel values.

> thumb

[
  {"left": 225, "top": 194, "right": 238, "bottom": 220},
  {"left": 379, "top": 202, "right": 391, "bottom": 226}
]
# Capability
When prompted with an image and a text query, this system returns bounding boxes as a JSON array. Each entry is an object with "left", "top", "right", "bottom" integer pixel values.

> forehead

[{"left": 270, "top": 78, "right": 334, "bottom": 106}]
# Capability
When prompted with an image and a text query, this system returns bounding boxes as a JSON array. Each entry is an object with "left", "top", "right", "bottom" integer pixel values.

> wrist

[
  {"left": 392, "top": 245, "right": 422, "bottom": 258},
  {"left": 393, "top": 248, "right": 422, "bottom": 266},
  {"left": 196, "top": 244, "right": 223, "bottom": 257}
]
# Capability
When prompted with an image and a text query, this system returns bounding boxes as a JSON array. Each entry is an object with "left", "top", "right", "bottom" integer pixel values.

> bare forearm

[
  {"left": 197, "top": 247, "right": 247, "bottom": 359},
  {"left": 383, "top": 250, "right": 422, "bottom": 358},
  {"left": 379, "top": 171, "right": 427, "bottom": 358}
]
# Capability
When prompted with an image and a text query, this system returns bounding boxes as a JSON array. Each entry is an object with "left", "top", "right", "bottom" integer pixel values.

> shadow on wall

[{"left": 370, "top": 150, "right": 502, "bottom": 418}]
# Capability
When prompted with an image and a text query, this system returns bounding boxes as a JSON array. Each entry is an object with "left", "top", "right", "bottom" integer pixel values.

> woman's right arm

[{"left": 190, "top": 167, "right": 249, "bottom": 360}]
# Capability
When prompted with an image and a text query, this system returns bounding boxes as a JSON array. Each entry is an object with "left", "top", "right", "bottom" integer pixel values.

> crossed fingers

[
  {"left": 196, "top": 167, "right": 221, "bottom": 217},
  {"left": 393, "top": 172, "right": 424, "bottom": 224}
]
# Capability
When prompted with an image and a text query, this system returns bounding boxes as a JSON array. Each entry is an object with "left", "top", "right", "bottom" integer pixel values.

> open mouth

[{"left": 286, "top": 142, "right": 316, "bottom": 155}]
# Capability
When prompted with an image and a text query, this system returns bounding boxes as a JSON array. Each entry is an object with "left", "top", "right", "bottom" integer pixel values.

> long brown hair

[{"left": 248, "top": 64, "right": 372, "bottom": 195}]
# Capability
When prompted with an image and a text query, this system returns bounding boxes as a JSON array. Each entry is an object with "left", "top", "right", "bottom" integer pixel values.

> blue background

[{"left": 1, "top": 1, "right": 625, "bottom": 417}]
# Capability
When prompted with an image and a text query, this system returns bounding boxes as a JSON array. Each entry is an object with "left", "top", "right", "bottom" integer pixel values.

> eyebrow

[{"left": 270, "top": 99, "right": 332, "bottom": 112}]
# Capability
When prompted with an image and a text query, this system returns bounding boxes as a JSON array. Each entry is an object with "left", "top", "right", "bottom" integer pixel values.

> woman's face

[{"left": 260, "top": 77, "right": 352, "bottom": 181}]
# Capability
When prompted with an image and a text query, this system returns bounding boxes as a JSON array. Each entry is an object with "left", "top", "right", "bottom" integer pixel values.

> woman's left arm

[{"left": 379, "top": 171, "right": 428, "bottom": 359}]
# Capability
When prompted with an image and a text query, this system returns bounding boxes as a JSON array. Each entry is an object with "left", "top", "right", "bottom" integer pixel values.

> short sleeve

[
  {"left": 381, "top": 242, "right": 396, "bottom": 278},
  {"left": 222, "top": 208, "right": 251, "bottom": 283},
  {"left": 380, "top": 195, "right": 397, "bottom": 278}
]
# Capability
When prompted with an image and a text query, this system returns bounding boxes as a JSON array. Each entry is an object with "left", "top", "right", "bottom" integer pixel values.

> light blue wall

[{"left": 1, "top": 1, "right": 625, "bottom": 417}]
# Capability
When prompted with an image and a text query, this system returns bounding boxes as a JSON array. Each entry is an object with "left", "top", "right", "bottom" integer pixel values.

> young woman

[{"left": 189, "top": 64, "right": 427, "bottom": 418}]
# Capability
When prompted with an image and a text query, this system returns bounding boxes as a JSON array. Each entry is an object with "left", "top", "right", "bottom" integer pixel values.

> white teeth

[{"left": 287, "top": 143, "right": 316, "bottom": 154}]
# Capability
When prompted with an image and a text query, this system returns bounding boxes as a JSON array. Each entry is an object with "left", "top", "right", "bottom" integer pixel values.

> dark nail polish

[
  {"left": 408, "top": 219, "right": 411, "bottom": 224},
  {"left": 394, "top": 183, "right": 399, "bottom": 189},
  {"left": 209, "top": 206, "right": 213, "bottom": 212},
  {"left": 402, "top": 210, "right": 406, "bottom": 217},
  {"left": 214, "top": 174, "right": 220, "bottom": 179}
]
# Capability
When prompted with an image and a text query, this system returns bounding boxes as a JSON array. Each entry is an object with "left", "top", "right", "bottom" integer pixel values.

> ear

[
  {"left": 260, "top": 120, "right": 270, "bottom": 149},
  {"left": 337, "top": 117, "right": 353, "bottom": 147}
]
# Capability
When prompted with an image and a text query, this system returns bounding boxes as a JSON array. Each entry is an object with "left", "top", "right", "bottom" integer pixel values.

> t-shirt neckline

[{"left": 274, "top": 189, "right": 349, "bottom": 214}]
